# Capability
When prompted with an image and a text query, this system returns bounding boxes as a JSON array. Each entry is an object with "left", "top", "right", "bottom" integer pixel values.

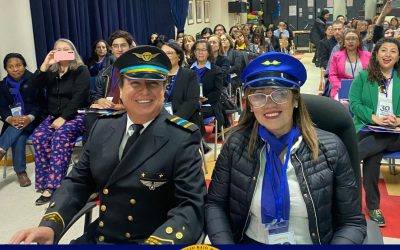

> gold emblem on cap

[
  {"left": 262, "top": 60, "right": 281, "bottom": 66},
  {"left": 165, "top": 227, "right": 173, "bottom": 234},
  {"left": 133, "top": 52, "right": 160, "bottom": 62},
  {"left": 176, "top": 232, "right": 183, "bottom": 240}
]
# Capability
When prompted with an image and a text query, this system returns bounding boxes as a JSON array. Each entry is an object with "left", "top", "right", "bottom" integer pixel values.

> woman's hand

[
  {"left": 372, "top": 114, "right": 387, "bottom": 126},
  {"left": 40, "top": 50, "right": 58, "bottom": 72},
  {"left": 16, "top": 115, "right": 32, "bottom": 129},
  {"left": 94, "top": 98, "right": 115, "bottom": 109},
  {"left": 9, "top": 227, "right": 54, "bottom": 244},
  {"left": 50, "top": 117, "right": 66, "bottom": 129},
  {"left": 6, "top": 116, "right": 20, "bottom": 129},
  {"left": 383, "top": 114, "right": 399, "bottom": 127}
]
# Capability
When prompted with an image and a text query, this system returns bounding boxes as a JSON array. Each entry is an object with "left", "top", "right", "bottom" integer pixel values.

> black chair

[{"left": 302, "top": 94, "right": 383, "bottom": 244}]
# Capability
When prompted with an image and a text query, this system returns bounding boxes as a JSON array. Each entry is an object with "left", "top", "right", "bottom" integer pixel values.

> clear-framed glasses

[
  {"left": 248, "top": 89, "right": 291, "bottom": 108},
  {"left": 195, "top": 48, "right": 208, "bottom": 53},
  {"left": 164, "top": 51, "right": 176, "bottom": 56},
  {"left": 344, "top": 36, "right": 358, "bottom": 42}
]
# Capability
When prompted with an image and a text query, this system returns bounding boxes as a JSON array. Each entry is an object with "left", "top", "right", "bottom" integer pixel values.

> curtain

[
  {"left": 169, "top": 0, "right": 189, "bottom": 34},
  {"left": 30, "top": 0, "right": 175, "bottom": 66}
]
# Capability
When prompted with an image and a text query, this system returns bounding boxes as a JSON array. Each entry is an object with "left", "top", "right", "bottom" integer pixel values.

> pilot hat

[
  {"left": 113, "top": 45, "right": 172, "bottom": 81},
  {"left": 241, "top": 52, "right": 307, "bottom": 90}
]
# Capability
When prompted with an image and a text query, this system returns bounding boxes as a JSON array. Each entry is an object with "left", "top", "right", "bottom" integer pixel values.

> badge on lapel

[{"left": 140, "top": 172, "right": 167, "bottom": 190}]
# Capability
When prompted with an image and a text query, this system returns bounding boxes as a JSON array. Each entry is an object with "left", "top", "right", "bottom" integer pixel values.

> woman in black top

[{"left": 31, "top": 38, "right": 90, "bottom": 205}]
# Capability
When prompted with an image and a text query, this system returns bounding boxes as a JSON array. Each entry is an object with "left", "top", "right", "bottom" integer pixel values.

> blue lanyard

[
  {"left": 165, "top": 68, "right": 179, "bottom": 102},
  {"left": 346, "top": 51, "right": 358, "bottom": 78},
  {"left": 383, "top": 69, "right": 395, "bottom": 98},
  {"left": 265, "top": 129, "right": 296, "bottom": 220}
]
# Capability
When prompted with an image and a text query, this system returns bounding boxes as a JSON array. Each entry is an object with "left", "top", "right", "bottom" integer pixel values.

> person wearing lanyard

[
  {"left": 328, "top": 29, "right": 371, "bottom": 100},
  {"left": 160, "top": 42, "right": 201, "bottom": 130},
  {"left": 206, "top": 52, "right": 366, "bottom": 244},
  {"left": 349, "top": 37, "right": 400, "bottom": 227}
]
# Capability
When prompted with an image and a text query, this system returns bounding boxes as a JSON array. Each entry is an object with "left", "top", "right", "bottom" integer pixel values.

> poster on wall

[
  {"left": 289, "top": 5, "right": 297, "bottom": 16},
  {"left": 327, "top": 0, "right": 333, "bottom": 8},
  {"left": 187, "top": 0, "right": 194, "bottom": 25},
  {"left": 307, "top": 0, "right": 314, "bottom": 7},
  {"left": 393, "top": 0, "right": 400, "bottom": 8},
  {"left": 196, "top": 0, "right": 202, "bottom": 23}
]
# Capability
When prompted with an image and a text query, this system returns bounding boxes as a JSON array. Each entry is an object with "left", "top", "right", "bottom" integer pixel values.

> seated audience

[
  {"left": 86, "top": 39, "right": 115, "bottom": 77},
  {"left": 176, "top": 32, "right": 184, "bottom": 47},
  {"left": 266, "top": 28, "right": 280, "bottom": 52},
  {"left": 9, "top": 46, "right": 206, "bottom": 245},
  {"left": 31, "top": 38, "right": 90, "bottom": 205},
  {"left": 84, "top": 30, "right": 135, "bottom": 144},
  {"left": 147, "top": 32, "right": 158, "bottom": 46},
  {"left": 328, "top": 29, "right": 371, "bottom": 99},
  {"left": 182, "top": 34, "right": 196, "bottom": 66},
  {"left": 206, "top": 52, "right": 366, "bottom": 244},
  {"left": 208, "top": 35, "right": 230, "bottom": 87},
  {"left": 220, "top": 33, "right": 244, "bottom": 91},
  {"left": 190, "top": 39, "right": 223, "bottom": 132},
  {"left": 214, "top": 24, "right": 227, "bottom": 36},
  {"left": 349, "top": 37, "right": 400, "bottom": 227},
  {"left": 160, "top": 41, "right": 201, "bottom": 130},
  {"left": 201, "top": 27, "right": 213, "bottom": 40},
  {"left": 0, "top": 53, "right": 44, "bottom": 187}
]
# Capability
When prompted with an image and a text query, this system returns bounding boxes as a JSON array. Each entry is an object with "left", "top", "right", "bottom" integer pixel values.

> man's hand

[
  {"left": 50, "top": 117, "right": 66, "bottom": 129},
  {"left": 9, "top": 227, "right": 54, "bottom": 244}
]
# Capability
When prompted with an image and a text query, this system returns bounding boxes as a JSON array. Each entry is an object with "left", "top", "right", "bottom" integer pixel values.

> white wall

[
  {"left": 333, "top": 0, "right": 347, "bottom": 20},
  {"left": 0, "top": 0, "right": 36, "bottom": 78},
  {"left": 184, "top": 0, "right": 245, "bottom": 38}
]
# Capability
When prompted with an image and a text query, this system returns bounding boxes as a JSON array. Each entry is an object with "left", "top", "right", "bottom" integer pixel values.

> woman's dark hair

[
  {"left": 148, "top": 32, "right": 158, "bottom": 45},
  {"left": 87, "top": 39, "right": 110, "bottom": 66},
  {"left": 162, "top": 41, "right": 185, "bottom": 67},
  {"left": 3, "top": 53, "right": 27, "bottom": 69},
  {"left": 319, "top": 9, "right": 330, "bottom": 20},
  {"left": 154, "top": 35, "right": 168, "bottom": 48},
  {"left": 191, "top": 39, "right": 214, "bottom": 62},
  {"left": 213, "top": 24, "right": 226, "bottom": 34},
  {"left": 201, "top": 27, "right": 213, "bottom": 37},
  {"left": 367, "top": 37, "right": 400, "bottom": 93}
]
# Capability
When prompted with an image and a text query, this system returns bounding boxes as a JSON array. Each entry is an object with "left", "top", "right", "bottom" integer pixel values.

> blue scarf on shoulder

[
  {"left": 192, "top": 66, "right": 208, "bottom": 83},
  {"left": 258, "top": 125, "right": 300, "bottom": 224},
  {"left": 6, "top": 75, "right": 25, "bottom": 114}
]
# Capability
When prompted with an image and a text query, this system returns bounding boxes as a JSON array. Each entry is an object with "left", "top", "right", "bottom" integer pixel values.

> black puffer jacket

[{"left": 206, "top": 127, "right": 366, "bottom": 244}]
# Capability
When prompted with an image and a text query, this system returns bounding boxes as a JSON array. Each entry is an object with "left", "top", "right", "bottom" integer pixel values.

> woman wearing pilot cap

[{"left": 205, "top": 52, "right": 366, "bottom": 244}]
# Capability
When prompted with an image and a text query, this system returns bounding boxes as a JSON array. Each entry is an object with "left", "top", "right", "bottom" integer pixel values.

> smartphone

[{"left": 54, "top": 50, "right": 75, "bottom": 62}]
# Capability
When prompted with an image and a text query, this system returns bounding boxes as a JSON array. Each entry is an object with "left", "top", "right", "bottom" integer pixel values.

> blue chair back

[{"left": 338, "top": 79, "right": 353, "bottom": 100}]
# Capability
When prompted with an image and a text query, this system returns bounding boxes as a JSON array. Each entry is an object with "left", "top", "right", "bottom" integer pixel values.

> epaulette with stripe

[
  {"left": 98, "top": 110, "right": 126, "bottom": 118},
  {"left": 167, "top": 116, "right": 198, "bottom": 133}
]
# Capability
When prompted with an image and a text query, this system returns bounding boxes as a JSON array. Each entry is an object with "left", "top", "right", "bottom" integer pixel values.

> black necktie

[{"left": 122, "top": 124, "right": 143, "bottom": 158}]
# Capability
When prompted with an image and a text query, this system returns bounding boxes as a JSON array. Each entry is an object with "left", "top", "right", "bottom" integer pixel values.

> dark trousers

[{"left": 358, "top": 131, "right": 400, "bottom": 210}]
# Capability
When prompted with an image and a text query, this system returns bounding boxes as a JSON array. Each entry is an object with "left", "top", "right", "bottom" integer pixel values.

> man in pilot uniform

[{"left": 10, "top": 46, "right": 206, "bottom": 245}]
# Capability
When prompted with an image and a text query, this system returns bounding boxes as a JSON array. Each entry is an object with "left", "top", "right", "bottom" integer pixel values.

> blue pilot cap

[{"left": 241, "top": 52, "right": 307, "bottom": 90}]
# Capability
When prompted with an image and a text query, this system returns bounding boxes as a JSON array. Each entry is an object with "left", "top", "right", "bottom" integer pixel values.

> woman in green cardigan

[{"left": 349, "top": 37, "right": 400, "bottom": 227}]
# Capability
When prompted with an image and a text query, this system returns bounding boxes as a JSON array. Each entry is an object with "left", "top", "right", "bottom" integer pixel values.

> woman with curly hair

[{"left": 349, "top": 37, "right": 400, "bottom": 227}]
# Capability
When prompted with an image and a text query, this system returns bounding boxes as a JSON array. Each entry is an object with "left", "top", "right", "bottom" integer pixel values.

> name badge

[
  {"left": 265, "top": 219, "right": 296, "bottom": 245},
  {"left": 164, "top": 102, "right": 173, "bottom": 115},
  {"left": 268, "top": 231, "right": 296, "bottom": 245},
  {"left": 10, "top": 103, "right": 22, "bottom": 116},
  {"left": 199, "top": 83, "right": 204, "bottom": 97},
  {"left": 378, "top": 100, "right": 393, "bottom": 117}
]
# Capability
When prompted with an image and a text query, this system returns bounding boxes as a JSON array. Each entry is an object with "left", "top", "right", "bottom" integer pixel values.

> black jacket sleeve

[
  {"left": 173, "top": 69, "right": 200, "bottom": 120},
  {"left": 61, "top": 66, "right": 90, "bottom": 119}
]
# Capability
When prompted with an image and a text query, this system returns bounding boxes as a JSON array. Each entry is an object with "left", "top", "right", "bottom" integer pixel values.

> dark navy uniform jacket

[{"left": 39, "top": 109, "right": 206, "bottom": 244}]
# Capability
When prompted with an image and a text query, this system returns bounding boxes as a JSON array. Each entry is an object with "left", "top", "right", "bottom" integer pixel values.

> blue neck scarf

[
  {"left": 258, "top": 125, "right": 300, "bottom": 224},
  {"left": 192, "top": 66, "right": 208, "bottom": 83},
  {"left": 6, "top": 75, "right": 25, "bottom": 114}
]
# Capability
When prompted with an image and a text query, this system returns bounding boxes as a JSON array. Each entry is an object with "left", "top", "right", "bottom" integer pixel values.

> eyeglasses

[
  {"left": 195, "top": 48, "right": 208, "bottom": 53},
  {"left": 345, "top": 37, "right": 358, "bottom": 41},
  {"left": 248, "top": 89, "right": 291, "bottom": 108},
  {"left": 221, "top": 38, "right": 228, "bottom": 42},
  {"left": 112, "top": 43, "right": 129, "bottom": 49}
]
